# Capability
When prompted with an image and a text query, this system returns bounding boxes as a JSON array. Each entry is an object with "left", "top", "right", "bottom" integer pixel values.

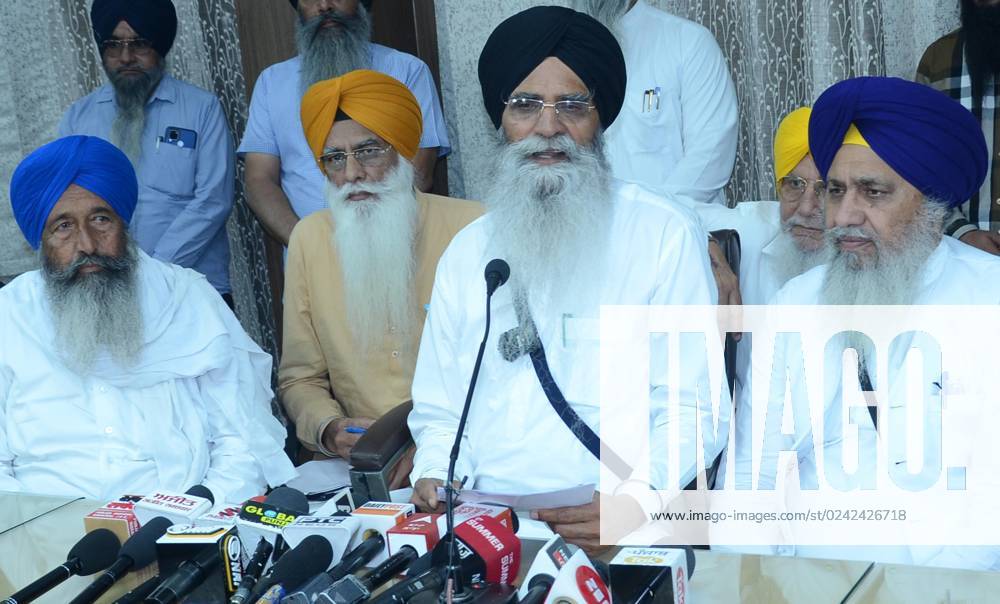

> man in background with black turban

[
  {"left": 916, "top": 0, "right": 1000, "bottom": 256},
  {"left": 240, "top": 0, "right": 449, "bottom": 246},
  {"left": 59, "top": 0, "right": 236, "bottom": 303},
  {"left": 408, "top": 6, "right": 720, "bottom": 553}
]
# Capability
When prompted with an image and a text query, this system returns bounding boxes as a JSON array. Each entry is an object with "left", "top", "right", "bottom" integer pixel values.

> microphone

[
  {"left": 484, "top": 259, "right": 510, "bottom": 296},
  {"left": 314, "top": 545, "right": 419, "bottom": 604},
  {"left": 430, "top": 515, "right": 520, "bottom": 587},
  {"left": 67, "top": 517, "right": 172, "bottom": 604},
  {"left": 367, "top": 566, "right": 445, "bottom": 604},
  {"left": 443, "top": 259, "right": 510, "bottom": 601},
  {"left": 236, "top": 487, "right": 310, "bottom": 562},
  {"left": 144, "top": 523, "right": 244, "bottom": 604},
  {"left": 517, "top": 574, "right": 554, "bottom": 604},
  {"left": 246, "top": 535, "right": 334, "bottom": 603},
  {"left": 607, "top": 546, "right": 695, "bottom": 604},
  {"left": 281, "top": 534, "right": 384, "bottom": 604},
  {"left": 133, "top": 485, "right": 214, "bottom": 527},
  {"left": 111, "top": 575, "right": 162, "bottom": 604},
  {"left": 227, "top": 538, "right": 273, "bottom": 604},
  {"left": 2, "top": 529, "right": 121, "bottom": 604}
]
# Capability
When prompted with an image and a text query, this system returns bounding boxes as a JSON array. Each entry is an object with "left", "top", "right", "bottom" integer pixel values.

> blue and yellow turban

[
  {"left": 808, "top": 76, "right": 987, "bottom": 209},
  {"left": 9, "top": 136, "right": 138, "bottom": 249}
]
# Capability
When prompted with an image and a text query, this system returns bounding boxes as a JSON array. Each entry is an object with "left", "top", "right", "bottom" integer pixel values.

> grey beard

[
  {"left": 326, "top": 159, "right": 418, "bottom": 353},
  {"left": 820, "top": 202, "right": 946, "bottom": 306},
  {"left": 485, "top": 130, "right": 614, "bottom": 352},
  {"left": 771, "top": 228, "right": 826, "bottom": 286},
  {"left": 42, "top": 239, "right": 144, "bottom": 374},
  {"left": 297, "top": 5, "right": 372, "bottom": 93},
  {"left": 106, "top": 61, "right": 165, "bottom": 165},
  {"left": 573, "top": 0, "right": 629, "bottom": 37}
]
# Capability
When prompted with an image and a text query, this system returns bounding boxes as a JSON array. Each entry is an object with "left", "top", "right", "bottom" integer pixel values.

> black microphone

[
  {"left": 518, "top": 574, "right": 554, "bottom": 604},
  {"left": 246, "top": 535, "right": 334, "bottom": 603},
  {"left": 186, "top": 484, "right": 215, "bottom": 505},
  {"left": 282, "top": 533, "right": 385, "bottom": 604},
  {"left": 315, "top": 545, "right": 419, "bottom": 604},
  {"left": 111, "top": 575, "right": 162, "bottom": 604},
  {"left": 442, "top": 259, "right": 510, "bottom": 602},
  {"left": 227, "top": 537, "right": 273, "bottom": 604},
  {"left": 484, "top": 259, "right": 510, "bottom": 296},
  {"left": 68, "top": 518, "right": 171, "bottom": 604},
  {"left": 367, "top": 566, "right": 445, "bottom": 604},
  {"left": 2, "top": 529, "right": 121, "bottom": 604},
  {"left": 143, "top": 542, "right": 221, "bottom": 604}
]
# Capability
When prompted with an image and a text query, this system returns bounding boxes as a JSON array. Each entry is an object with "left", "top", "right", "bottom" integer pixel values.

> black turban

[
  {"left": 91, "top": 0, "right": 178, "bottom": 59},
  {"left": 478, "top": 6, "right": 626, "bottom": 131}
]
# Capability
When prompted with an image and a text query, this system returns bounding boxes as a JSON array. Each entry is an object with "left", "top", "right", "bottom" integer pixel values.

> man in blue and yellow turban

[
  {"left": 0, "top": 135, "right": 295, "bottom": 503},
  {"left": 279, "top": 70, "right": 481, "bottom": 474}
]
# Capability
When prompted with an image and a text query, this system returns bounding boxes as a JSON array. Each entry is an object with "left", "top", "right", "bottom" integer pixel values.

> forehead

[
  {"left": 323, "top": 119, "right": 389, "bottom": 150},
  {"left": 111, "top": 20, "right": 139, "bottom": 39},
  {"left": 510, "top": 57, "right": 588, "bottom": 98},
  {"left": 788, "top": 154, "right": 819, "bottom": 178},
  {"left": 827, "top": 144, "right": 906, "bottom": 183},
  {"left": 45, "top": 184, "right": 117, "bottom": 224}
]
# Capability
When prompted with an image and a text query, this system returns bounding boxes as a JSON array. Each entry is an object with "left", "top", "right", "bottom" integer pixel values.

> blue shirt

[
  {"left": 238, "top": 45, "right": 450, "bottom": 219},
  {"left": 58, "top": 75, "right": 235, "bottom": 294}
]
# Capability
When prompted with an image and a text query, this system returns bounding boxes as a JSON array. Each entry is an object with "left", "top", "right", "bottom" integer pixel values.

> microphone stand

[{"left": 442, "top": 261, "right": 508, "bottom": 604}]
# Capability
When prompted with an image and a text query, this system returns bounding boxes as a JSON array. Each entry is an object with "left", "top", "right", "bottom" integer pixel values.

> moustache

[
  {"left": 827, "top": 226, "right": 877, "bottom": 246},
  {"left": 509, "top": 134, "right": 582, "bottom": 163},
  {"left": 54, "top": 253, "right": 130, "bottom": 281}
]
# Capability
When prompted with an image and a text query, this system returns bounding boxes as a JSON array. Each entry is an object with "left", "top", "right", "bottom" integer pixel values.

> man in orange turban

[{"left": 279, "top": 70, "right": 482, "bottom": 483}]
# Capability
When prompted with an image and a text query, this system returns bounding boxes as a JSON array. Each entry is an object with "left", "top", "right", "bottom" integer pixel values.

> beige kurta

[{"left": 279, "top": 191, "right": 483, "bottom": 453}]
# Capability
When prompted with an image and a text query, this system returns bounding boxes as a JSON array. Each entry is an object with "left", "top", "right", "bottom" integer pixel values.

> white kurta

[
  {"left": 605, "top": 0, "right": 738, "bottom": 206},
  {"left": 741, "top": 237, "right": 1000, "bottom": 570},
  {"left": 408, "top": 181, "right": 718, "bottom": 504},
  {"left": 0, "top": 251, "right": 296, "bottom": 504}
]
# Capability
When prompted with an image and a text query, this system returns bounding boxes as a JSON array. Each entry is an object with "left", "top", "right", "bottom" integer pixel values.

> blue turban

[
  {"left": 808, "top": 76, "right": 988, "bottom": 209},
  {"left": 91, "top": 0, "right": 178, "bottom": 59},
  {"left": 9, "top": 136, "right": 138, "bottom": 250}
]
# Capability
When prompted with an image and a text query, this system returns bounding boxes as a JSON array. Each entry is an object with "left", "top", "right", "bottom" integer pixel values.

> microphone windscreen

[
  {"left": 270, "top": 535, "right": 334, "bottom": 590},
  {"left": 121, "top": 516, "right": 173, "bottom": 569},
  {"left": 71, "top": 528, "right": 122, "bottom": 575},
  {"left": 484, "top": 258, "right": 510, "bottom": 288},
  {"left": 185, "top": 484, "right": 214, "bottom": 505},
  {"left": 265, "top": 486, "right": 309, "bottom": 515}
]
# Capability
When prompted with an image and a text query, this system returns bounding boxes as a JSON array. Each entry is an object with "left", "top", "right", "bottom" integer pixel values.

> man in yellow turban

[{"left": 279, "top": 70, "right": 482, "bottom": 479}]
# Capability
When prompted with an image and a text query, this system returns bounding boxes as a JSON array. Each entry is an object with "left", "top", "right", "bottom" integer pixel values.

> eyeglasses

[
  {"left": 778, "top": 175, "right": 825, "bottom": 202},
  {"left": 503, "top": 96, "right": 596, "bottom": 123},
  {"left": 318, "top": 145, "right": 392, "bottom": 173},
  {"left": 101, "top": 38, "right": 155, "bottom": 57}
]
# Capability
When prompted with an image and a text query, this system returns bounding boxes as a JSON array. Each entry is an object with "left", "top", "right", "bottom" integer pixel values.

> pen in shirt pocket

[{"left": 345, "top": 426, "right": 368, "bottom": 435}]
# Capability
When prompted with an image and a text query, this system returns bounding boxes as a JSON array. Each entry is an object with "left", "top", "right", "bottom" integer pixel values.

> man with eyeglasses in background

[
  {"left": 409, "top": 7, "right": 717, "bottom": 553},
  {"left": 240, "top": 0, "right": 449, "bottom": 247},
  {"left": 59, "top": 0, "right": 235, "bottom": 304},
  {"left": 279, "top": 71, "right": 481, "bottom": 475}
]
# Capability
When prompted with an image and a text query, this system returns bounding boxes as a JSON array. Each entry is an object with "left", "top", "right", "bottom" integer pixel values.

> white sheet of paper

[
  {"left": 435, "top": 484, "right": 595, "bottom": 511},
  {"left": 286, "top": 458, "right": 351, "bottom": 494}
]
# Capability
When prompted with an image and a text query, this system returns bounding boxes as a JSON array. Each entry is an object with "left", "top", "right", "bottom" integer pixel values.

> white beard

[
  {"left": 820, "top": 202, "right": 946, "bottom": 306},
  {"left": 484, "top": 130, "right": 614, "bottom": 349},
  {"left": 770, "top": 228, "right": 827, "bottom": 286},
  {"left": 42, "top": 238, "right": 143, "bottom": 374},
  {"left": 326, "top": 159, "right": 418, "bottom": 352}
]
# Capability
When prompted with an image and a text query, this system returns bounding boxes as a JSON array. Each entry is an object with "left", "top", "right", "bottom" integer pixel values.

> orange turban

[{"left": 301, "top": 70, "right": 423, "bottom": 162}]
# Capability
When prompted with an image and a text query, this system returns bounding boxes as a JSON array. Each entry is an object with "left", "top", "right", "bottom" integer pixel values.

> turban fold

[
  {"left": 91, "top": 0, "right": 178, "bottom": 58},
  {"left": 808, "top": 76, "right": 987, "bottom": 209},
  {"left": 9, "top": 136, "right": 138, "bottom": 250},
  {"left": 301, "top": 70, "right": 423, "bottom": 161},
  {"left": 478, "top": 7, "right": 626, "bottom": 131}
]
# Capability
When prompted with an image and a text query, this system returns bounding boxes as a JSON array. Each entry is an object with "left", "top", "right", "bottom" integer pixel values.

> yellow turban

[
  {"left": 301, "top": 70, "right": 423, "bottom": 162},
  {"left": 774, "top": 106, "right": 868, "bottom": 183}
]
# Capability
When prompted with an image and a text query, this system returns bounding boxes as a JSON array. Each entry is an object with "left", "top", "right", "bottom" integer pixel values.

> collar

[{"left": 95, "top": 73, "right": 177, "bottom": 105}]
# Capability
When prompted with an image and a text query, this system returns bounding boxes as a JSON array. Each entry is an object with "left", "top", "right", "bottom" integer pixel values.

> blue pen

[{"left": 345, "top": 426, "right": 368, "bottom": 435}]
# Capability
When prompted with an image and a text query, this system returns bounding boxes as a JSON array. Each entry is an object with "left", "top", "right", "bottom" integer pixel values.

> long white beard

[
  {"left": 326, "top": 159, "right": 418, "bottom": 352},
  {"left": 770, "top": 228, "right": 827, "bottom": 286},
  {"left": 484, "top": 131, "right": 614, "bottom": 332},
  {"left": 297, "top": 5, "right": 372, "bottom": 93},
  {"left": 42, "top": 238, "right": 143, "bottom": 373},
  {"left": 820, "top": 202, "right": 946, "bottom": 306}
]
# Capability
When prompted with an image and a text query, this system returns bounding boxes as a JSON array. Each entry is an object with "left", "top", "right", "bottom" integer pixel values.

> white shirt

[
  {"left": 0, "top": 252, "right": 297, "bottom": 504},
  {"left": 408, "top": 181, "right": 718, "bottom": 505},
  {"left": 742, "top": 237, "right": 1000, "bottom": 569},
  {"left": 605, "top": 0, "right": 738, "bottom": 206}
]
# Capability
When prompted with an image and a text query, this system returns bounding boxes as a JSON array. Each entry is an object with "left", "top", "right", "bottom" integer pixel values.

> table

[
  {"left": 2, "top": 493, "right": 1000, "bottom": 603},
  {"left": 0, "top": 491, "right": 81, "bottom": 534}
]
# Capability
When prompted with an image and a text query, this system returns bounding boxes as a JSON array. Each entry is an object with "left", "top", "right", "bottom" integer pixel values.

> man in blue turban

[
  {"left": 59, "top": 0, "right": 236, "bottom": 302},
  {"left": 734, "top": 77, "right": 1000, "bottom": 570},
  {"left": 0, "top": 136, "right": 296, "bottom": 503}
]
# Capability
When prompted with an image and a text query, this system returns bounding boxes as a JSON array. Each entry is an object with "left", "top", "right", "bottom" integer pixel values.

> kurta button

[
  {"left": 104, "top": 426, "right": 114, "bottom": 434},
  {"left": 391, "top": 351, "right": 399, "bottom": 358}
]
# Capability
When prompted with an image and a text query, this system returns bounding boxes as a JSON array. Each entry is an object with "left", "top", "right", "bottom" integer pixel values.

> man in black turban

[
  {"left": 58, "top": 0, "right": 237, "bottom": 301},
  {"left": 409, "top": 7, "right": 721, "bottom": 555}
]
